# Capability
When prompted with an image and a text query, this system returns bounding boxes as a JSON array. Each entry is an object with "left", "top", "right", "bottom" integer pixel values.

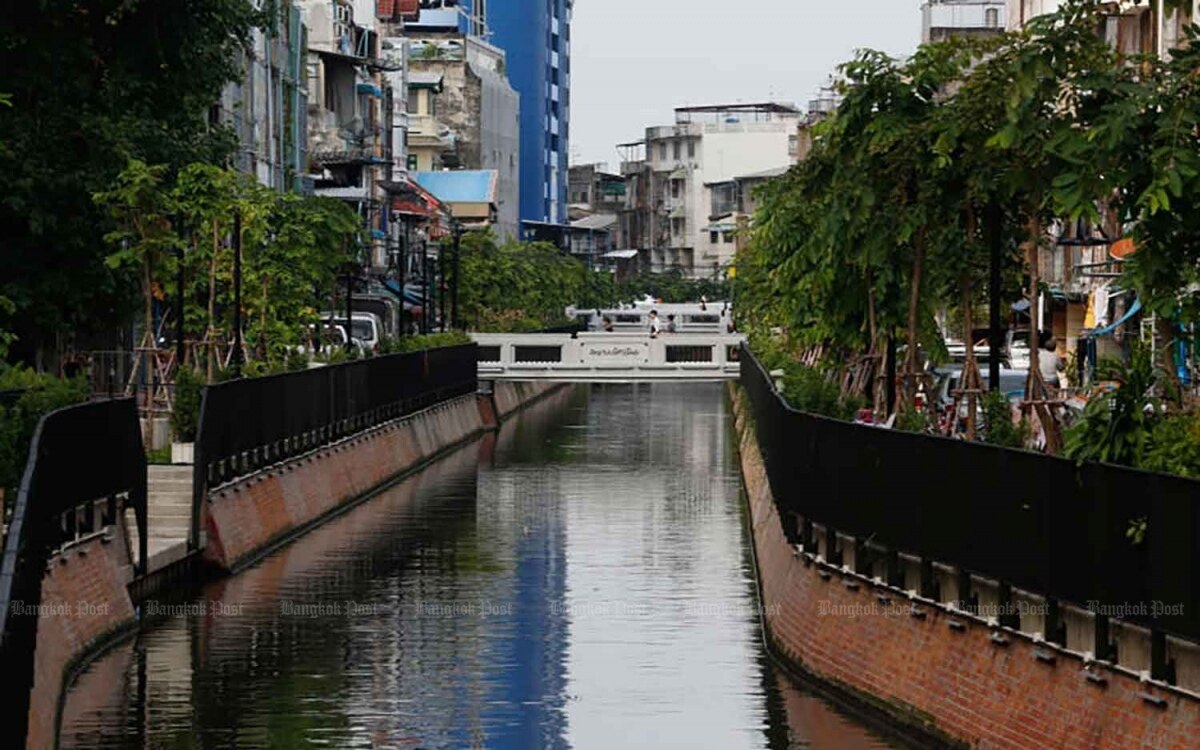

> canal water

[{"left": 61, "top": 383, "right": 914, "bottom": 750}]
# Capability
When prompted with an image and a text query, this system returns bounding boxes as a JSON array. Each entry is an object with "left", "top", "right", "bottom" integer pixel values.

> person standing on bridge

[
  {"left": 648, "top": 310, "right": 662, "bottom": 338},
  {"left": 602, "top": 316, "right": 614, "bottom": 332},
  {"left": 666, "top": 314, "right": 677, "bottom": 333}
]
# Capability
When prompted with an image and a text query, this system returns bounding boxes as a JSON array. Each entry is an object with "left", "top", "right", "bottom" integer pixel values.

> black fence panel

[
  {"left": 0, "top": 398, "right": 147, "bottom": 745},
  {"left": 741, "top": 345, "right": 1199, "bottom": 643},
  {"left": 191, "top": 345, "right": 477, "bottom": 548}
]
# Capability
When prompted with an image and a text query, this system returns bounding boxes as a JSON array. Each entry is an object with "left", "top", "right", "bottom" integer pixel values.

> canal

[{"left": 61, "top": 383, "right": 916, "bottom": 750}]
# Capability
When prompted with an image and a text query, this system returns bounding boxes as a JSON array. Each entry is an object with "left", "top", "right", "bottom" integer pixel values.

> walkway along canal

[{"left": 59, "top": 383, "right": 915, "bottom": 750}]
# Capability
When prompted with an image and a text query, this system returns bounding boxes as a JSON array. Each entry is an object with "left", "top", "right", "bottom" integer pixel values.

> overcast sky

[{"left": 570, "top": 0, "right": 923, "bottom": 168}]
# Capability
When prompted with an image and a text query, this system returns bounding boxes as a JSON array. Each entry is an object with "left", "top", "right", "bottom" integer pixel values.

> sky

[{"left": 569, "top": 0, "right": 924, "bottom": 168}]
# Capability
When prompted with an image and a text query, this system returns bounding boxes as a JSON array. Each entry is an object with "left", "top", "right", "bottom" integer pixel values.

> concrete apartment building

[
  {"left": 921, "top": 0, "right": 1006, "bottom": 43},
  {"left": 408, "top": 0, "right": 574, "bottom": 240},
  {"left": 619, "top": 103, "right": 802, "bottom": 279},
  {"left": 297, "top": 0, "right": 395, "bottom": 269},
  {"left": 404, "top": 32, "right": 520, "bottom": 239},
  {"left": 214, "top": 3, "right": 310, "bottom": 193}
]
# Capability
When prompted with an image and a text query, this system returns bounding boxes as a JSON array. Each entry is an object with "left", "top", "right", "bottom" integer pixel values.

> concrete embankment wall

[
  {"left": 492, "top": 380, "right": 561, "bottom": 419},
  {"left": 203, "top": 382, "right": 563, "bottom": 572},
  {"left": 728, "top": 384, "right": 1200, "bottom": 750},
  {"left": 27, "top": 531, "right": 137, "bottom": 750}
]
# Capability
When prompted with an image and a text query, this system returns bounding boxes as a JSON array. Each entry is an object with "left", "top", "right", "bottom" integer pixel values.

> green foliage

[
  {"left": 146, "top": 446, "right": 173, "bottom": 466},
  {"left": 1063, "top": 345, "right": 1166, "bottom": 467},
  {"left": 751, "top": 334, "right": 864, "bottom": 420},
  {"left": 779, "top": 365, "right": 862, "bottom": 421},
  {"left": 377, "top": 331, "right": 472, "bottom": 355},
  {"left": 458, "top": 232, "right": 614, "bottom": 331},
  {"left": 170, "top": 367, "right": 204, "bottom": 443},
  {"left": 0, "top": 367, "right": 90, "bottom": 494},
  {"left": 0, "top": 0, "right": 258, "bottom": 359},
  {"left": 982, "top": 390, "right": 1030, "bottom": 449},
  {"left": 617, "top": 272, "right": 728, "bottom": 305},
  {"left": 1140, "top": 414, "right": 1200, "bottom": 479},
  {"left": 895, "top": 408, "right": 935, "bottom": 435}
]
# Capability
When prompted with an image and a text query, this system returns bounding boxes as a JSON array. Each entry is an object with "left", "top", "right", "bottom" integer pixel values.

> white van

[{"left": 320, "top": 312, "right": 384, "bottom": 353}]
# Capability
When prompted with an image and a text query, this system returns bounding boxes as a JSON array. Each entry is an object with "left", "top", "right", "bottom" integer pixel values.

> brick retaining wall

[
  {"left": 202, "top": 394, "right": 487, "bottom": 571},
  {"left": 27, "top": 532, "right": 136, "bottom": 750},
  {"left": 729, "top": 384, "right": 1200, "bottom": 750}
]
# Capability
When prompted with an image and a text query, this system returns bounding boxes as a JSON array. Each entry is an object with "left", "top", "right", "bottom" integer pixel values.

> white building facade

[
  {"left": 621, "top": 104, "right": 801, "bottom": 279},
  {"left": 922, "top": 0, "right": 1006, "bottom": 43}
]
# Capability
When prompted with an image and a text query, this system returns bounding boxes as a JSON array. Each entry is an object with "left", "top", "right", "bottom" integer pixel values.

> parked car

[{"left": 933, "top": 366, "right": 1028, "bottom": 434}]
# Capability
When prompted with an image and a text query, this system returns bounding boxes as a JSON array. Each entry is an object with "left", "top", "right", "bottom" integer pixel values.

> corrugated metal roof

[
  {"left": 571, "top": 213, "right": 618, "bottom": 231},
  {"left": 737, "top": 166, "right": 790, "bottom": 181},
  {"left": 414, "top": 170, "right": 497, "bottom": 204}
]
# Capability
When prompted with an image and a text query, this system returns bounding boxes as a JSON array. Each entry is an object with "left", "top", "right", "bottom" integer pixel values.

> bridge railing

[
  {"left": 473, "top": 332, "right": 745, "bottom": 380},
  {"left": 0, "top": 398, "right": 147, "bottom": 741},
  {"left": 740, "top": 344, "right": 1200, "bottom": 665},
  {"left": 191, "top": 344, "right": 477, "bottom": 548}
]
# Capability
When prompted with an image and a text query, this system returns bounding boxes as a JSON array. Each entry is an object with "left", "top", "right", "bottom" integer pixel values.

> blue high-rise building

[{"left": 411, "top": 0, "right": 572, "bottom": 232}]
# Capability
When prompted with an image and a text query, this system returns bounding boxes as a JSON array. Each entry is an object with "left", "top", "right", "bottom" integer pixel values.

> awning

[
  {"left": 669, "top": 168, "right": 688, "bottom": 180},
  {"left": 356, "top": 83, "right": 384, "bottom": 98},
  {"left": 602, "top": 249, "right": 639, "bottom": 259},
  {"left": 1088, "top": 297, "right": 1143, "bottom": 338}
]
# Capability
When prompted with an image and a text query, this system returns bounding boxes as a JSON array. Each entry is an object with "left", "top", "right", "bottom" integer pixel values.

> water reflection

[{"left": 61, "top": 383, "right": 913, "bottom": 750}]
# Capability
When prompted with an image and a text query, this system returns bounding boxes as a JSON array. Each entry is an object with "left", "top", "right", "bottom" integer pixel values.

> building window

[
  {"left": 985, "top": 8, "right": 999, "bottom": 28},
  {"left": 407, "top": 154, "right": 419, "bottom": 170},
  {"left": 659, "top": 142, "right": 667, "bottom": 161},
  {"left": 673, "top": 140, "right": 681, "bottom": 160},
  {"left": 687, "top": 139, "right": 695, "bottom": 159},
  {"left": 671, "top": 179, "right": 681, "bottom": 198},
  {"left": 723, "top": 232, "right": 734, "bottom": 243},
  {"left": 710, "top": 231, "right": 719, "bottom": 244}
]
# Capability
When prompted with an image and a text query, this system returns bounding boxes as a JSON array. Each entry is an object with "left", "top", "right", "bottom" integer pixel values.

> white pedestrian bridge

[{"left": 472, "top": 332, "right": 746, "bottom": 382}]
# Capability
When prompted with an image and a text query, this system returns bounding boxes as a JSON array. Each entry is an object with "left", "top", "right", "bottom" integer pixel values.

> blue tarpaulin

[{"left": 1089, "top": 297, "right": 1143, "bottom": 337}]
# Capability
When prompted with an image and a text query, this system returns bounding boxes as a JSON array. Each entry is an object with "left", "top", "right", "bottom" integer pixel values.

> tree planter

[{"left": 171, "top": 442, "right": 194, "bottom": 465}]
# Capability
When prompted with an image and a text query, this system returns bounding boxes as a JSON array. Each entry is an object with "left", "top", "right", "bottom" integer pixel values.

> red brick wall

[
  {"left": 204, "top": 394, "right": 487, "bottom": 571},
  {"left": 27, "top": 533, "right": 137, "bottom": 750},
  {"left": 730, "top": 387, "right": 1200, "bottom": 750}
]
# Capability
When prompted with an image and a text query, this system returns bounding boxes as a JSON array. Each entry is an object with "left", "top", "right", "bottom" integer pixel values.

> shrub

[
  {"left": 981, "top": 390, "right": 1030, "bottom": 449},
  {"left": 1140, "top": 414, "right": 1200, "bottom": 478},
  {"left": 0, "top": 367, "right": 90, "bottom": 496},
  {"left": 170, "top": 367, "right": 203, "bottom": 442}
]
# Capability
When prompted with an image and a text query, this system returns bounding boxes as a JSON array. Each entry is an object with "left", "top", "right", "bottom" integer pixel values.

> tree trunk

[
  {"left": 143, "top": 252, "right": 155, "bottom": 449},
  {"left": 207, "top": 218, "right": 218, "bottom": 383},
  {"left": 903, "top": 227, "right": 927, "bottom": 410},
  {"left": 961, "top": 275, "right": 980, "bottom": 440},
  {"left": 1026, "top": 212, "right": 1041, "bottom": 400}
]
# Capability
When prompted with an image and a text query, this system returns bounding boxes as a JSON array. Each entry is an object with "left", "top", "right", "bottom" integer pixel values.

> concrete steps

[{"left": 126, "top": 465, "right": 195, "bottom": 572}]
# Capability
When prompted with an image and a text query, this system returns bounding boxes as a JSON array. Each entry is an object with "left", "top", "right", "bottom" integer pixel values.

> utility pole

[{"left": 231, "top": 210, "right": 244, "bottom": 378}]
